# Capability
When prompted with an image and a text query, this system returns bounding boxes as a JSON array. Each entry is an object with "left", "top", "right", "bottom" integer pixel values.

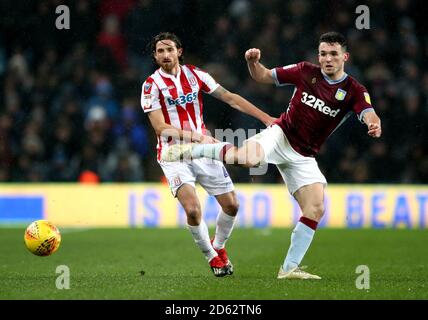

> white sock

[
  {"left": 191, "top": 142, "right": 232, "bottom": 161},
  {"left": 282, "top": 221, "right": 315, "bottom": 271},
  {"left": 187, "top": 220, "right": 217, "bottom": 262},
  {"left": 213, "top": 210, "right": 236, "bottom": 250}
]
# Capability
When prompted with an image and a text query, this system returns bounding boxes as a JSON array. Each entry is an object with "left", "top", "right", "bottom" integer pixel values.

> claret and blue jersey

[{"left": 272, "top": 61, "right": 374, "bottom": 157}]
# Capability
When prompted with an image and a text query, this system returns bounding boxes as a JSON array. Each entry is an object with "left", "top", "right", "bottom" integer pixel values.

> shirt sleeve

[
  {"left": 272, "top": 61, "right": 304, "bottom": 86},
  {"left": 141, "top": 79, "right": 161, "bottom": 113},
  {"left": 353, "top": 84, "right": 375, "bottom": 123},
  {"left": 193, "top": 68, "right": 220, "bottom": 93}
]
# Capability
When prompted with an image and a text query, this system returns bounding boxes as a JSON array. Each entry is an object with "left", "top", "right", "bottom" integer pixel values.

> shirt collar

[
  {"left": 321, "top": 69, "right": 348, "bottom": 84},
  {"left": 158, "top": 65, "right": 181, "bottom": 79}
]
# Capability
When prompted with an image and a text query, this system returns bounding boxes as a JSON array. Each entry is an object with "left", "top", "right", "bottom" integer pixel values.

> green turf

[{"left": 0, "top": 227, "right": 427, "bottom": 299}]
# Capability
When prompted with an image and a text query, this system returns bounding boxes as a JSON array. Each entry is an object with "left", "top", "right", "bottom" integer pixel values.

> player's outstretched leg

[
  {"left": 161, "top": 142, "right": 232, "bottom": 162},
  {"left": 162, "top": 141, "right": 264, "bottom": 168}
]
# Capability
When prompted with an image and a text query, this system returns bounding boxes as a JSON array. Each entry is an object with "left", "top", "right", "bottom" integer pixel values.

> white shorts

[
  {"left": 245, "top": 124, "right": 327, "bottom": 195},
  {"left": 159, "top": 158, "right": 234, "bottom": 197}
]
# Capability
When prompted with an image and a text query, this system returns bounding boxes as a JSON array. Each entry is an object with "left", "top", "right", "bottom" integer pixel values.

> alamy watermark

[
  {"left": 56, "top": 265, "right": 70, "bottom": 289},
  {"left": 55, "top": 5, "right": 70, "bottom": 30},
  {"left": 355, "top": 5, "right": 370, "bottom": 30},
  {"left": 355, "top": 265, "right": 370, "bottom": 290}
]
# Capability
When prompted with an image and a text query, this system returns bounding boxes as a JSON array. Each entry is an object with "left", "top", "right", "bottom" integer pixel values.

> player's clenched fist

[
  {"left": 367, "top": 123, "right": 382, "bottom": 138},
  {"left": 245, "top": 48, "right": 261, "bottom": 63}
]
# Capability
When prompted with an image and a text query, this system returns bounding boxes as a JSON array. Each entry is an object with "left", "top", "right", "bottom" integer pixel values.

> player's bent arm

[
  {"left": 147, "top": 109, "right": 209, "bottom": 142},
  {"left": 362, "top": 110, "right": 382, "bottom": 138},
  {"left": 247, "top": 62, "right": 275, "bottom": 84},
  {"left": 245, "top": 48, "right": 274, "bottom": 84},
  {"left": 211, "top": 86, "right": 276, "bottom": 126}
]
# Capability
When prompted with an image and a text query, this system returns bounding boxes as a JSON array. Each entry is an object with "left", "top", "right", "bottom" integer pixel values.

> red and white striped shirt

[{"left": 141, "top": 64, "right": 219, "bottom": 160}]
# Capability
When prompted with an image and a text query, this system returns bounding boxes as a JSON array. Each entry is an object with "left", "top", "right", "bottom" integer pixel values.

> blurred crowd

[{"left": 0, "top": 0, "right": 427, "bottom": 184}]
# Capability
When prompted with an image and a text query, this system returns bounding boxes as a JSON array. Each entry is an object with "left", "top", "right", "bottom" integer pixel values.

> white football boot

[
  {"left": 277, "top": 265, "right": 321, "bottom": 280},
  {"left": 161, "top": 143, "right": 194, "bottom": 162}
]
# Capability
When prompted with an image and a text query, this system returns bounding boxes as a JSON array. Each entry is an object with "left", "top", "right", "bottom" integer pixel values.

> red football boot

[
  {"left": 209, "top": 256, "right": 229, "bottom": 277},
  {"left": 211, "top": 239, "right": 234, "bottom": 275}
]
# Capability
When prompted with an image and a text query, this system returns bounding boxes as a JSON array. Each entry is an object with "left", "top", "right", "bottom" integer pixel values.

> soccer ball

[{"left": 24, "top": 220, "right": 61, "bottom": 256}]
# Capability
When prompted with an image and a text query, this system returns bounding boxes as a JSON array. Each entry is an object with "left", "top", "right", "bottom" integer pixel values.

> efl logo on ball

[{"left": 24, "top": 220, "right": 61, "bottom": 256}]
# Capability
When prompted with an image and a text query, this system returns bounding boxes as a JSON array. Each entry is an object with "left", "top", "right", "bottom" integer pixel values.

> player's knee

[
  {"left": 236, "top": 147, "right": 263, "bottom": 167},
  {"left": 244, "top": 158, "right": 261, "bottom": 168},
  {"left": 222, "top": 200, "right": 239, "bottom": 216},
  {"left": 239, "top": 155, "right": 262, "bottom": 168},
  {"left": 312, "top": 202, "right": 325, "bottom": 219},
  {"left": 184, "top": 204, "right": 202, "bottom": 223},
  {"left": 302, "top": 202, "right": 325, "bottom": 221}
]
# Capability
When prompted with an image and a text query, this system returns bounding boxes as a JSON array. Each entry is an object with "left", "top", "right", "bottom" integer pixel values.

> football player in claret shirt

[
  {"left": 163, "top": 31, "right": 382, "bottom": 279},
  {"left": 141, "top": 32, "right": 275, "bottom": 277}
]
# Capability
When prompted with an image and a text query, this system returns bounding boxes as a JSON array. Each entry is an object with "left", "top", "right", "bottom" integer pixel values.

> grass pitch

[{"left": 0, "top": 228, "right": 427, "bottom": 299}]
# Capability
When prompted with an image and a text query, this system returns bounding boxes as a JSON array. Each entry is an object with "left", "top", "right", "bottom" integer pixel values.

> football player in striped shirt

[{"left": 142, "top": 32, "right": 276, "bottom": 277}]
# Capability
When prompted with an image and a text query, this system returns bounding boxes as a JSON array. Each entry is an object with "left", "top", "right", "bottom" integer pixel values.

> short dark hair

[
  {"left": 149, "top": 32, "right": 184, "bottom": 63},
  {"left": 319, "top": 32, "right": 347, "bottom": 51}
]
